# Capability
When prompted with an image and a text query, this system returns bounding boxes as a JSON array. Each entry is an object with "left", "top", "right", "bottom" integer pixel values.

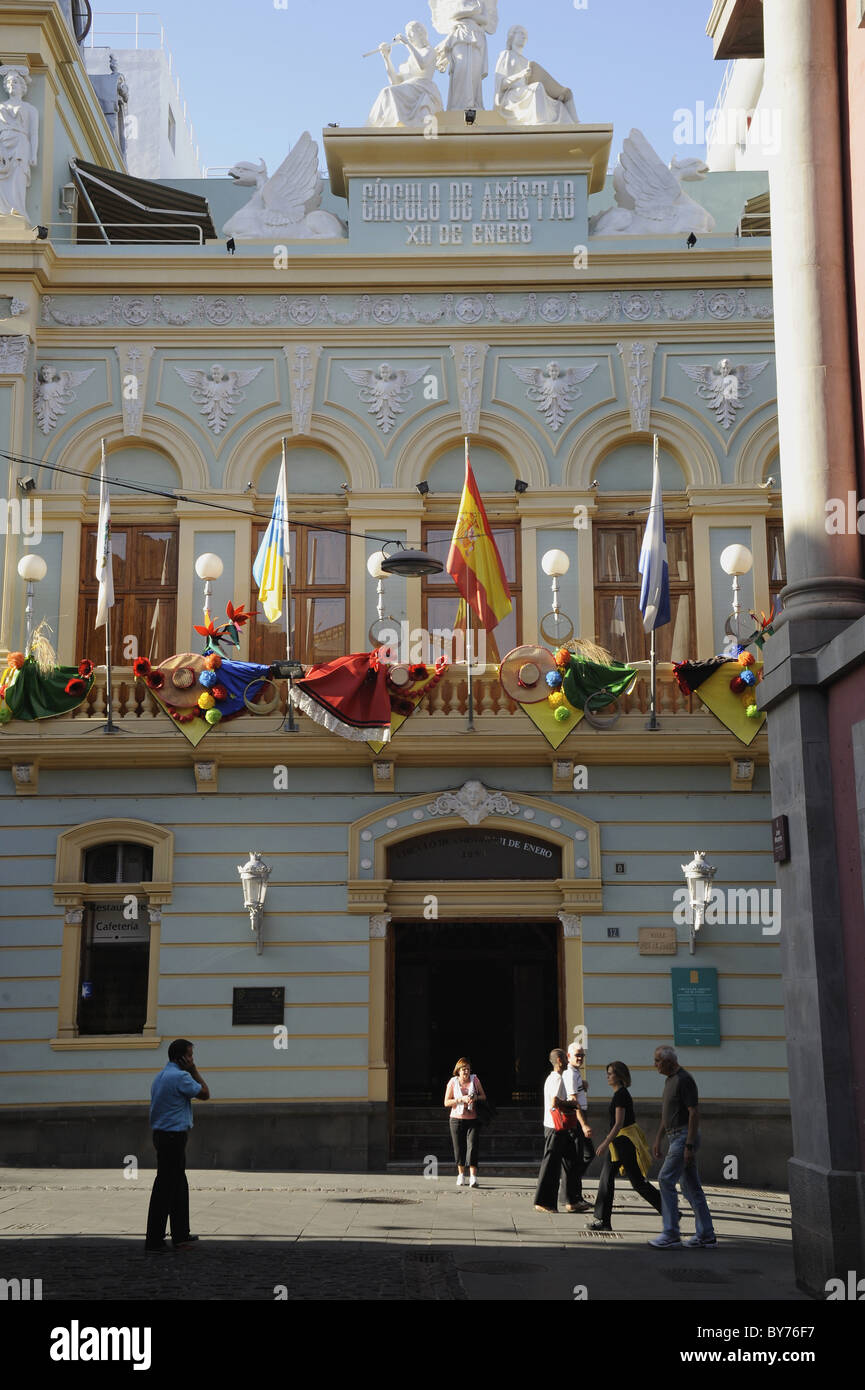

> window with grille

[
  {"left": 78, "top": 526, "right": 177, "bottom": 665},
  {"left": 421, "top": 523, "right": 520, "bottom": 663},
  {"left": 249, "top": 524, "right": 349, "bottom": 667},
  {"left": 593, "top": 522, "right": 694, "bottom": 664}
]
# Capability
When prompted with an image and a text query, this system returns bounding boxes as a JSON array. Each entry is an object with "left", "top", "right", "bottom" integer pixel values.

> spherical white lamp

[
  {"left": 17, "top": 553, "right": 47, "bottom": 649},
  {"left": 17, "top": 554, "right": 48, "bottom": 583},
  {"left": 195, "top": 553, "right": 224, "bottom": 581},
  {"left": 366, "top": 551, "right": 387, "bottom": 581},
  {"left": 541, "top": 548, "right": 570, "bottom": 578},
  {"left": 719, "top": 544, "right": 753, "bottom": 576}
]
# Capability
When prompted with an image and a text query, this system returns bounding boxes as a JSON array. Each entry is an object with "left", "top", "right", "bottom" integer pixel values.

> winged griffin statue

[
  {"left": 681, "top": 358, "right": 770, "bottom": 430},
  {"left": 589, "top": 128, "right": 715, "bottom": 236},
  {"left": 223, "top": 132, "right": 346, "bottom": 241},
  {"left": 509, "top": 361, "right": 597, "bottom": 432},
  {"left": 341, "top": 362, "right": 430, "bottom": 435}
]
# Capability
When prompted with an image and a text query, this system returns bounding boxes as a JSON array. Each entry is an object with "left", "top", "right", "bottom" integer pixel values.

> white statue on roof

[
  {"left": 589, "top": 128, "right": 715, "bottom": 236},
  {"left": 430, "top": 0, "right": 498, "bottom": 110},
  {"left": 0, "top": 67, "right": 39, "bottom": 220},
  {"left": 367, "top": 22, "right": 443, "bottom": 128},
  {"left": 223, "top": 132, "right": 346, "bottom": 241},
  {"left": 494, "top": 26, "right": 578, "bottom": 126}
]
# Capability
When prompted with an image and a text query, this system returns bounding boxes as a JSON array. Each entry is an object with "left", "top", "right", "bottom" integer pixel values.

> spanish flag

[{"left": 446, "top": 444, "right": 512, "bottom": 632}]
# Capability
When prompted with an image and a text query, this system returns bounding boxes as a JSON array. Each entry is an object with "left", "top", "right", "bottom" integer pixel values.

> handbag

[
  {"left": 551, "top": 1105, "right": 578, "bottom": 1132},
  {"left": 475, "top": 1097, "right": 497, "bottom": 1127}
]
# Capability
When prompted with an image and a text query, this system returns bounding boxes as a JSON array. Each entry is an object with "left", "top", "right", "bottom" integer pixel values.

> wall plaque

[
  {"left": 639, "top": 927, "right": 678, "bottom": 955},
  {"left": 232, "top": 987, "right": 285, "bottom": 1026},
  {"left": 671, "top": 967, "right": 720, "bottom": 1047}
]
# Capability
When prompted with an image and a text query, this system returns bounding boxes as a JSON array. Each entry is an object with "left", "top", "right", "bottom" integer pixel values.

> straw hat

[
  {"left": 154, "top": 653, "right": 208, "bottom": 708},
  {"left": 498, "top": 645, "right": 557, "bottom": 703}
]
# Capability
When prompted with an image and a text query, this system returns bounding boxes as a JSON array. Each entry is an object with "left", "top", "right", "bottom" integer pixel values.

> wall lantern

[
  {"left": 681, "top": 849, "right": 717, "bottom": 954},
  {"left": 237, "top": 851, "right": 272, "bottom": 955}
]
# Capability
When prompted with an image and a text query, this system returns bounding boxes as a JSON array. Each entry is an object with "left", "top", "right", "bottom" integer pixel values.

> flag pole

[
  {"left": 281, "top": 436, "right": 298, "bottom": 733},
  {"left": 646, "top": 434, "right": 660, "bottom": 731},
  {"left": 100, "top": 440, "right": 117, "bottom": 734},
  {"left": 464, "top": 436, "right": 475, "bottom": 733}
]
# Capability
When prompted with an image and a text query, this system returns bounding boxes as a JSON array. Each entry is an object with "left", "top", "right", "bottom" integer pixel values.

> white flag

[{"left": 95, "top": 461, "right": 114, "bottom": 629}]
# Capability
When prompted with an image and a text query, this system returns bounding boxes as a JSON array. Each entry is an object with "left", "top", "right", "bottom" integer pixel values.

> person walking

[
  {"left": 563, "top": 1040, "right": 594, "bottom": 1212},
  {"left": 587, "top": 1060, "right": 662, "bottom": 1231},
  {"left": 649, "top": 1045, "right": 717, "bottom": 1249},
  {"left": 145, "top": 1038, "right": 209, "bottom": 1252},
  {"left": 444, "top": 1057, "right": 486, "bottom": 1187},
  {"left": 533, "top": 1047, "right": 583, "bottom": 1212}
]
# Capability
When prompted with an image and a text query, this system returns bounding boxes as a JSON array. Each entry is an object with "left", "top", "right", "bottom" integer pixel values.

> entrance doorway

[{"left": 392, "top": 920, "right": 561, "bottom": 1110}]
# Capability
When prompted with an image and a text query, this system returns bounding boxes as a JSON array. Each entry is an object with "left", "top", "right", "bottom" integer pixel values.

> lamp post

[
  {"left": 719, "top": 543, "right": 753, "bottom": 646},
  {"left": 237, "top": 851, "right": 271, "bottom": 955},
  {"left": 194, "top": 552, "right": 224, "bottom": 625},
  {"left": 17, "top": 553, "right": 47, "bottom": 650},
  {"left": 540, "top": 548, "right": 574, "bottom": 644},
  {"left": 682, "top": 850, "right": 717, "bottom": 954},
  {"left": 367, "top": 549, "right": 391, "bottom": 646}
]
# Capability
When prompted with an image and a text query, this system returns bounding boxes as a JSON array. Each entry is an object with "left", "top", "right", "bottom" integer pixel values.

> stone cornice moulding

[{"left": 39, "top": 288, "right": 774, "bottom": 333}]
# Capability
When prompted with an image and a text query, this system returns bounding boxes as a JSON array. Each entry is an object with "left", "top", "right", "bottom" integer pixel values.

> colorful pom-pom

[
  {"left": 197, "top": 691, "right": 215, "bottom": 710},
  {"left": 211, "top": 684, "right": 228, "bottom": 701},
  {"left": 545, "top": 671, "right": 563, "bottom": 690},
  {"left": 730, "top": 676, "right": 746, "bottom": 694},
  {"left": 554, "top": 647, "right": 570, "bottom": 668},
  {"left": 548, "top": 689, "right": 565, "bottom": 707},
  {"left": 554, "top": 705, "right": 571, "bottom": 723},
  {"left": 740, "top": 669, "right": 757, "bottom": 687},
  {"left": 204, "top": 652, "right": 222, "bottom": 670},
  {"left": 9, "top": 653, "right": 25, "bottom": 670},
  {"left": 0, "top": 704, "right": 12, "bottom": 724},
  {"left": 205, "top": 707, "right": 223, "bottom": 725},
  {"left": 745, "top": 703, "right": 760, "bottom": 719},
  {"left": 737, "top": 651, "right": 755, "bottom": 667},
  {"left": 198, "top": 669, "right": 218, "bottom": 689}
]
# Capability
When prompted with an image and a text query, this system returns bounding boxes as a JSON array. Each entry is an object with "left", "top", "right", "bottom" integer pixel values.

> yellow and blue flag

[{"left": 252, "top": 458, "right": 290, "bottom": 624}]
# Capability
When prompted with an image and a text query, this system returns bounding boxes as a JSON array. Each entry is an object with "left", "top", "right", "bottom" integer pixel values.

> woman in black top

[{"left": 586, "top": 1060, "right": 662, "bottom": 1230}]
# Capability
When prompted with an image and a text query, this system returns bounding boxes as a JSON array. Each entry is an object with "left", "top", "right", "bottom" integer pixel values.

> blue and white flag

[
  {"left": 638, "top": 449, "right": 670, "bottom": 633},
  {"left": 252, "top": 457, "right": 290, "bottom": 624}
]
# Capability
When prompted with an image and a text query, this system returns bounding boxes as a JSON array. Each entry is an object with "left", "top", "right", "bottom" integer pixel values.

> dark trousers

[
  {"left": 145, "top": 1129, "right": 190, "bottom": 1247},
  {"left": 573, "top": 1130, "right": 595, "bottom": 1201},
  {"left": 534, "top": 1126, "right": 582, "bottom": 1209},
  {"left": 450, "top": 1118, "right": 479, "bottom": 1168},
  {"left": 594, "top": 1134, "right": 662, "bottom": 1227}
]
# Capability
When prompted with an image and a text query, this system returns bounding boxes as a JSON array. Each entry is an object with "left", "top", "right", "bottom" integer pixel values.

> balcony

[{"left": 0, "top": 666, "right": 763, "bottom": 770}]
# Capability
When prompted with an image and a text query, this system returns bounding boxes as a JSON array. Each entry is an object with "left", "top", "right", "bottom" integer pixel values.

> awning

[{"left": 70, "top": 159, "right": 217, "bottom": 244}]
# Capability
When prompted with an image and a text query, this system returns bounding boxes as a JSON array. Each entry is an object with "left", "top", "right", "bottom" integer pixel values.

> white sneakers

[
  {"left": 469, "top": 1175, "right": 478, "bottom": 1188},
  {"left": 456, "top": 1173, "right": 464, "bottom": 1186},
  {"left": 456, "top": 1173, "right": 479, "bottom": 1187}
]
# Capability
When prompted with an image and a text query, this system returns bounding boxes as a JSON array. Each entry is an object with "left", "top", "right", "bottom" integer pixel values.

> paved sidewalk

[{"left": 0, "top": 1168, "right": 808, "bottom": 1302}]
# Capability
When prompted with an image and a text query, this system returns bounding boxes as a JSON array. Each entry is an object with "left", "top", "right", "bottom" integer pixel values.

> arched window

[{"left": 53, "top": 820, "right": 172, "bottom": 1048}]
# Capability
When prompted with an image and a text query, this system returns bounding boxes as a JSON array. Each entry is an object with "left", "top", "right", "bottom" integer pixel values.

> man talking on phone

[{"left": 145, "top": 1039, "right": 210, "bottom": 1252}]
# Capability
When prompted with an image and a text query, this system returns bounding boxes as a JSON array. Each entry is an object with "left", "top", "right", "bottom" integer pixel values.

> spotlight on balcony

[
  {"left": 514, "top": 479, "right": 528, "bottom": 495},
  {"left": 416, "top": 481, "right": 430, "bottom": 496}
]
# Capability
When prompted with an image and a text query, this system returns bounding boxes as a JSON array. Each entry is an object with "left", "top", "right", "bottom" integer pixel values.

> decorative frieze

[
  {"left": 41, "top": 287, "right": 774, "bottom": 331},
  {"left": 34, "top": 364, "right": 96, "bottom": 434},
  {"left": 450, "top": 342, "right": 487, "bottom": 434},
  {"left": 340, "top": 362, "right": 430, "bottom": 434},
  {"left": 682, "top": 357, "right": 771, "bottom": 430},
  {"left": 617, "top": 339, "right": 657, "bottom": 433},
  {"left": 426, "top": 780, "right": 521, "bottom": 826},
  {"left": 173, "top": 363, "right": 265, "bottom": 436},
  {"left": 283, "top": 343, "right": 322, "bottom": 436},
  {"left": 114, "top": 344, "right": 154, "bottom": 436},
  {"left": 509, "top": 359, "right": 598, "bottom": 431},
  {"left": 0, "top": 334, "right": 29, "bottom": 374}
]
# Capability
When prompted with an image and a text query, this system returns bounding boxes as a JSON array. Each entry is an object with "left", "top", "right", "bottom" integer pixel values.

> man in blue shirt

[{"left": 145, "top": 1039, "right": 210, "bottom": 1252}]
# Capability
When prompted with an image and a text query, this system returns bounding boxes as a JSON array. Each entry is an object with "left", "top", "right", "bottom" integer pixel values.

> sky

[{"left": 87, "top": 0, "right": 727, "bottom": 175}]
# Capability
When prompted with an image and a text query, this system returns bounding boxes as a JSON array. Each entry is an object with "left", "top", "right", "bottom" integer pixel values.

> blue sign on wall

[{"left": 671, "top": 967, "right": 720, "bottom": 1046}]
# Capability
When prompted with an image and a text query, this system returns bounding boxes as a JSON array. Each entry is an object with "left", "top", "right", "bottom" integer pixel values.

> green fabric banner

[{"left": 2, "top": 660, "right": 94, "bottom": 721}]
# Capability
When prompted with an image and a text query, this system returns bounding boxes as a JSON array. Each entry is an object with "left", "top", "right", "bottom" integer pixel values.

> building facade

[{"left": 0, "top": 1, "right": 789, "bottom": 1183}]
